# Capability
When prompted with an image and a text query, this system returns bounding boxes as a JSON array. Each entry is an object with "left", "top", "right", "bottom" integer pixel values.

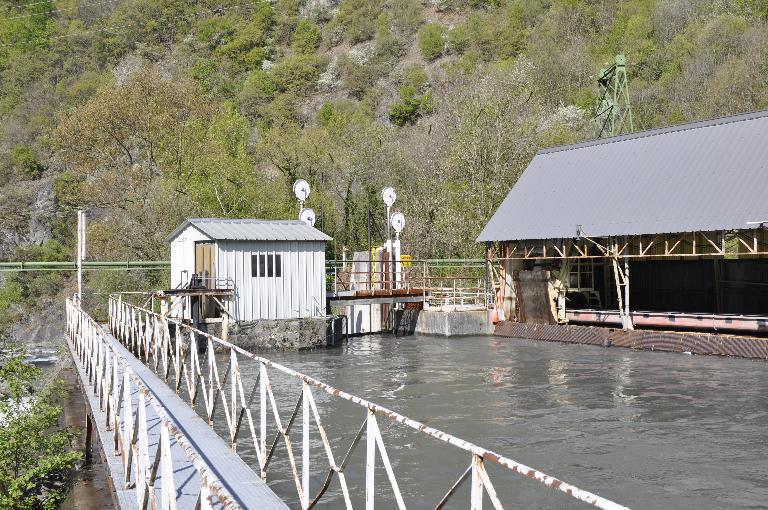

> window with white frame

[{"left": 252, "top": 254, "right": 282, "bottom": 278}]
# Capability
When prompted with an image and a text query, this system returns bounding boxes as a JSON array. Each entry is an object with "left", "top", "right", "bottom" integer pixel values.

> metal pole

[
  {"left": 392, "top": 234, "right": 398, "bottom": 291},
  {"left": 302, "top": 383, "right": 310, "bottom": 508},
  {"left": 77, "top": 210, "right": 86, "bottom": 303},
  {"left": 367, "top": 209, "right": 372, "bottom": 292},
  {"left": 484, "top": 242, "right": 491, "bottom": 310},
  {"left": 77, "top": 211, "right": 81, "bottom": 302},
  {"left": 611, "top": 255, "right": 625, "bottom": 329},
  {"left": 470, "top": 454, "right": 483, "bottom": 510},
  {"left": 259, "top": 363, "right": 267, "bottom": 479},
  {"left": 386, "top": 205, "right": 391, "bottom": 244},
  {"left": 624, "top": 258, "right": 633, "bottom": 330},
  {"left": 366, "top": 410, "right": 376, "bottom": 510},
  {"left": 386, "top": 206, "right": 392, "bottom": 291}
]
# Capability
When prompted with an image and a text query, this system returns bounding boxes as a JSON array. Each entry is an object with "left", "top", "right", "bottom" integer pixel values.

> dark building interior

[
  {"left": 629, "top": 259, "right": 768, "bottom": 315},
  {"left": 564, "top": 258, "right": 768, "bottom": 316}
]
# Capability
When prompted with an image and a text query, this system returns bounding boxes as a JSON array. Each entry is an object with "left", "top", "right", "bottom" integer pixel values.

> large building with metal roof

[
  {"left": 168, "top": 218, "right": 331, "bottom": 322},
  {"left": 479, "top": 110, "right": 768, "bottom": 333}
]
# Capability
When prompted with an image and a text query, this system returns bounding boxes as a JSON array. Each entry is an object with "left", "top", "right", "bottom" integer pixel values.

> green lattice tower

[{"left": 593, "top": 54, "right": 634, "bottom": 138}]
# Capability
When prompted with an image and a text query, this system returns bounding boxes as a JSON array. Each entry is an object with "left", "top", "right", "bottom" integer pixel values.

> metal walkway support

[
  {"left": 103, "top": 295, "right": 630, "bottom": 510},
  {"left": 66, "top": 298, "right": 288, "bottom": 510}
]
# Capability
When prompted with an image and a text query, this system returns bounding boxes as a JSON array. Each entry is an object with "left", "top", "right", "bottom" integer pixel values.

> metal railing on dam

[
  {"left": 93, "top": 294, "right": 631, "bottom": 510},
  {"left": 66, "top": 297, "right": 288, "bottom": 509}
]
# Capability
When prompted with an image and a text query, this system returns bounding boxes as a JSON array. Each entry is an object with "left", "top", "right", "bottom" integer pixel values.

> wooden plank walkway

[{"left": 68, "top": 330, "right": 289, "bottom": 510}]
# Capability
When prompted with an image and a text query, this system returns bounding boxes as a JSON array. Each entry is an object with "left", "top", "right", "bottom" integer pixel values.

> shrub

[
  {"left": 317, "top": 102, "right": 335, "bottom": 126},
  {"left": 389, "top": 85, "right": 433, "bottom": 126},
  {"left": 270, "top": 54, "right": 324, "bottom": 93},
  {"left": 218, "top": 22, "right": 272, "bottom": 69},
  {"left": 446, "top": 23, "right": 470, "bottom": 54},
  {"left": 335, "top": 0, "right": 383, "bottom": 44},
  {"left": 260, "top": 92, "right": 300, "bottom": 128},
  {"left": 418, "top": 23, "right": 446, "bottom": 60},
  {"left": 339, "top": 56, "right": 378, "bottom": 98},
  {"left": 58, "top": 71, "right": 109, "bottom": 107},
  {"left": 390, "top": 0, "right": 424, "bottom": 35},
  {"left": 274, "top": 0, "right": 301, "bottom": 43},
  {"left": 238, "top": 70, "right": 277, "bottom": 117},
  {"left": 292, "top": 19, "right": 322, "bottom": 53},
  {"left": 10, "top": 145, "right": 44, "bottom": 179},
  {"left": 14, "top": 240, "right": 69, "bottom": 262},
  {"left": 195, "top": 17, "right": 238, "bottom": 51},
  {"left": 194, "top": 6, "right": 273, "bottom": 69},
  {"left": 316, "top": 100, "right": 358, "bottom": 128},
  {"left": 0, "top": 279, "right": 27, "bottom": 338},
  {"left": 374, "top": 16, "right": 407, "bottom": 64},
  {"left": 52, "top": 171, "right": 84, "bottom": 208},
  {"left": 192, "top": 59, "right": 237, "bottom": 96},
  {"left": 404, "top": 65, "right": 428, "bottom": 89}
]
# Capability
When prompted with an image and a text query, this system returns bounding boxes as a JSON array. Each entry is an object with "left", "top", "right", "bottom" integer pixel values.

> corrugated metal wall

[
  {"left": 170, "top": 224, "right": 211, "bottom": 289},
  {"left": 216, "top": 240, "right": 326, "bottom": 321},
  {"left": 170, "top": 225, "right": 211, "bottom": 320}
]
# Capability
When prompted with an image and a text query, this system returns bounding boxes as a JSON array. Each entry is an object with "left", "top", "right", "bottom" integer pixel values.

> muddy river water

[{"left": 203, "top": 334, "right": 768, "bottom": 509}]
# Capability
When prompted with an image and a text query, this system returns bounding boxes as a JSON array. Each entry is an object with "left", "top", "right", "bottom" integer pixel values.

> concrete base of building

[
  {"left": 225, "top": 317, "right": 343, "bottom": 350},
  {"left": 494, "top": 321, "right": 768, "bottom": 360},
  {"left": 396, "top": 308, "right": 495, "bottom": 337}
]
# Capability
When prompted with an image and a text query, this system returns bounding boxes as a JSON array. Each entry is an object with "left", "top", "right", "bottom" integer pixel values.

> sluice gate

[{"left": 66, "top": 295, "right": 629, "bottom": 509}]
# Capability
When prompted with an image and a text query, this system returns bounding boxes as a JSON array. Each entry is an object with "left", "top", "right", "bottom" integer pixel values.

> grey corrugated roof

[
  {"left": 167, "top": 218, "right": 332, "bottom": 242},
  {"left": 477, "top": 109, "right": 768, "bottom": 242}
]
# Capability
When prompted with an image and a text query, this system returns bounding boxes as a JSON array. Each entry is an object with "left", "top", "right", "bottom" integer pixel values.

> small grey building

[{"left": 167, "top": 218, "right": 332, "bottom": 322}]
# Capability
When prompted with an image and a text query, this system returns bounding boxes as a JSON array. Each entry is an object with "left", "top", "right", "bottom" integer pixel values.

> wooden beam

[
  {"left": 550, "top": 241, "right": 565, "bottom": 258},
  {"left": 737, "top": 233, "right": 756, "bottom": 254},
  {"left": 640, "top": 235, "right": 658, "bottom": 256},
  {"left": 666, "top": 237, "right": 682, "bottom": 255},
  {"left": 701, "top": 232, "right": 724, "bottom": 255}
]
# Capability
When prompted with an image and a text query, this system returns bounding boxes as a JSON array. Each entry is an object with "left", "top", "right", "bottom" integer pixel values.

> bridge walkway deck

[{"left": 68, "top": 327, "right": 288, "bottom": 510}]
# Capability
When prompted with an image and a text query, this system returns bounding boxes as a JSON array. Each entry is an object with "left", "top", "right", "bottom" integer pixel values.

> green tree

[
  {"left": 0, "top": 354, "right": 81, "bottom": 509},
  {"left": 10, "top": 145, "right": 44, "bottom": 179}
]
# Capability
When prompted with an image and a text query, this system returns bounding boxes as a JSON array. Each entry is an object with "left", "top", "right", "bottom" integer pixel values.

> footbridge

[{"left": 66, "top": 296, "right": 630, "bottom": 510}]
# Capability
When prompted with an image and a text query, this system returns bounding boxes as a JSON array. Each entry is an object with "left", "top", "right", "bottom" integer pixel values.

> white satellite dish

[
  {"left": 390, "top": 211, "right": 405, "bottom": 234},
  {"left": 293, "top": 179, "right": 311, "bottom": 202},
  {"left": 381, "top": 187, "right": 396, "bottom": 208},
  {"left": 299, "top": 207, "right": 316, "bottom": 227}
]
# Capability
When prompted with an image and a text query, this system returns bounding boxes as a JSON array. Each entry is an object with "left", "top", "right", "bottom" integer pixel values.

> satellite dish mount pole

[{"left": 381, "top": 187, "right": 397, "bottom": 291}]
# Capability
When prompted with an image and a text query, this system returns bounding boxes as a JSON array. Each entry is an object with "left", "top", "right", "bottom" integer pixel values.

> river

[{"left": 202, "top": 334, "right": 768, "bottom": 509}]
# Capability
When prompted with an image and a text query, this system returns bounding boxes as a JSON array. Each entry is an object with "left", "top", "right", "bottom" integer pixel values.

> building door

[
  {"left": 194, "top": 242, "right": 216, "bottom": 319},
  {"left": 195, "top": 242, "right": 216, "bottom": 286}
]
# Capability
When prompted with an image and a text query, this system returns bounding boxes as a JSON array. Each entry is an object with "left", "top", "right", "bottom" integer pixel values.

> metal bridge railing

[
  {"left": 66, "top": 297, "right": 240, "bottom": 510},
  {"left": 107, "top": 295, "right": 629, "bottom": 510},
  {"left": 327, "top": 259, "right": 488, "bottom": 309}
]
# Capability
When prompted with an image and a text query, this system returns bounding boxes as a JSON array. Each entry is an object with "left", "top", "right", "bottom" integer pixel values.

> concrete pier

[{"left": 396, "top": 308, "right": 494, "bottom": 336}]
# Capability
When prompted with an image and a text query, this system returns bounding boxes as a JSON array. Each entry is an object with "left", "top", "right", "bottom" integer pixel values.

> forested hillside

[{"left": 0, "top": 0, "right": 767, "bottom": 334}]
